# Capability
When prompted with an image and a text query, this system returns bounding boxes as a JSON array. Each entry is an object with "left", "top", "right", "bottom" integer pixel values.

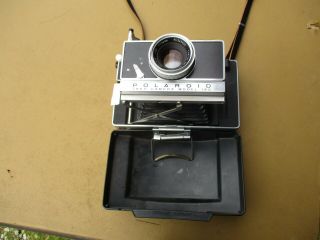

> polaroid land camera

[{"left": 103, "top": 29, "right": 244, "bottom": 221}]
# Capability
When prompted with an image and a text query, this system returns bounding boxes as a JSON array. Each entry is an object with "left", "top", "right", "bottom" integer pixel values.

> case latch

[{"left": 151, "top": 128, "right": 193, "bottom": 162}]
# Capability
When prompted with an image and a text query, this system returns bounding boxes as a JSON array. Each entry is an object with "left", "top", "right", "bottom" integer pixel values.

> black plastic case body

[
  {"left": 103, "top": 129, "right": 244, "bottom": 221},
  {"left": 103, "top": 49, "right": 245, "bottom": 221}
]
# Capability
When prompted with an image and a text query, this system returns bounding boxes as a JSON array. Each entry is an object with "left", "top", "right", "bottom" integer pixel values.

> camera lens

[
  {"left": 163, "top": 49, "right": 183, "bottom": 69},
  {"left": 156, "top": 42, "right": 188, "bottom": 70},
  {"left": 149, "top": 34, "right": 195, "bottom": 80}
]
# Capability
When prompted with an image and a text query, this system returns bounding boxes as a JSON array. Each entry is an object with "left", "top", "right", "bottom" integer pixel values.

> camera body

[
  {"left": 112, "top": 34, "right": 226, "bottom": 106},
  {"left": 111, "top": 32, "right": 239, "bottom": 129},
  {"left": 104, "top": 30, "right": 244, "bottom": 221}
]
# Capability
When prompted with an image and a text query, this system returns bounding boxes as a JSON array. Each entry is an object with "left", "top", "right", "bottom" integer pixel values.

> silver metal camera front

[{"left": 148, "top": 34, "right": 196, "bottom": 80}]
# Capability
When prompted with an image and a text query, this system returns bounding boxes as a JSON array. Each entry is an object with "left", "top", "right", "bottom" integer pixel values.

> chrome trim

[{"left": 112, "top": 59, "right": 240, "bottom": 129}]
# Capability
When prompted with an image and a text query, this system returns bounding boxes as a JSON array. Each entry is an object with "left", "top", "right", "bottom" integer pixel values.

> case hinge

[
  {"left": 152, "top": 128, "right": 190, "bottom": 140},
  {"left": 151, "top": 128, "right": 193, "bottom": 162}
]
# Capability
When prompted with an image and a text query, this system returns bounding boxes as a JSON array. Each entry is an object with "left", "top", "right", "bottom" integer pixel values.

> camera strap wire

[
  {"left": 126, "top": 0, "right": 146, "bottom": 40},
  {"left": 126, "top": 0, "right": 253, "bottom": 58},
  {"left": 226, "top": 0, "right": 254, "bottom": 60}
]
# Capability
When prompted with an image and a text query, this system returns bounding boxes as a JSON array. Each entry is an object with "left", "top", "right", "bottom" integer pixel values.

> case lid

[{"left": 103, "top": 129, "right": 245, "bottom": 221}]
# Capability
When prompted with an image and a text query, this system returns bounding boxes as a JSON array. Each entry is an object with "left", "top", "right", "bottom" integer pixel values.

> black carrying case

[
  {"left": 103, "top": 0, "right": 256, "bottom": 221},
  {"left": 103, "top": 60, "right": 245, "bottom": 221}
]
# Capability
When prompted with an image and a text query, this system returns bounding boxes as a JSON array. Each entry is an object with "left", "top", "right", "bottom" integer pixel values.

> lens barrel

[{"left": 148, "top": 34, "right": 195, "bottom": 80}]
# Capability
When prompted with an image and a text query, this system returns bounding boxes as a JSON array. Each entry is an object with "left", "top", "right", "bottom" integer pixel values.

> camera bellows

[{"left": 130, "top": 103, "right": 209, "bottom": 125}]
